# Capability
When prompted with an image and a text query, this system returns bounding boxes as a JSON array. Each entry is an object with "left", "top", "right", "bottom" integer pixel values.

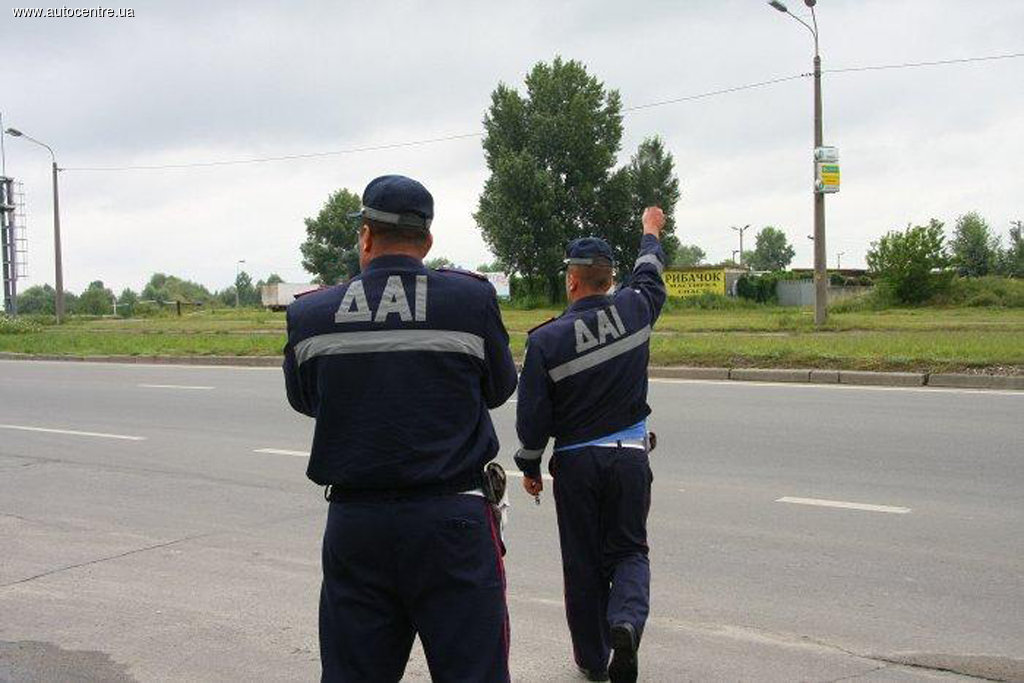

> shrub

[
  {"left": 736, "top": 273, "right": 779, "bottom": 303},
  {"left": 866, "top": 219, "right": 952, "bottom": 304},
  {"left": 933, "top": 276, "right": 1024, "bottom": 308},
  {"left": 0, "top": 315, "right": 42, "bottom": 334},
  {"left": 664, "top": 293, "right": 759, "bottom": 311}
]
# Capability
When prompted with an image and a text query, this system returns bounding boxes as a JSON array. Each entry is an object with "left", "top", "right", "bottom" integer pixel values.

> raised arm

[{"left": 622, "top": 206, "right": 668, "bottom": 326}]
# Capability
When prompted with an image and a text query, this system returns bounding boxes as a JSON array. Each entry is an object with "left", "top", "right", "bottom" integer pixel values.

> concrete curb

[
  {"left": 928, "top": 373, "right": 1024, "bottom": 390},
  {"left": 647, "top": 365, "right": 1019, "bottom": 390},
  {"left": 838, "top": 370, "right": 926, "bottom": 387},
  {"left": 808, "top": 369, "right": 840, "bottom": 384},
  {"left": 729, "top": 368, "right": 811, "bottom": 383},
  {"left": 1, "top": 353, "right": 1020, "bottom": 390},
  {"left": 650, "top": 366, "right": 730, "bottom": 380}
]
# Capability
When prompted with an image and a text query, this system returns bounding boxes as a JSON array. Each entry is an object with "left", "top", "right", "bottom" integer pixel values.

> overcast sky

[{"left": 2, "top": 0, "right": 1022, "bottom": 294}]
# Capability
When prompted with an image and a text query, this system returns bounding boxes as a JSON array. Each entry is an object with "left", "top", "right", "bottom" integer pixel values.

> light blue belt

[{"left": 554, "top": 420, "right": 647, "bottom": 453}]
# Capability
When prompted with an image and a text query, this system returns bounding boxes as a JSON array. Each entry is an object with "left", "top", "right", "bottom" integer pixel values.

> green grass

[{"left": 3, "top": 305, "right": 1023, "bottom": 373}]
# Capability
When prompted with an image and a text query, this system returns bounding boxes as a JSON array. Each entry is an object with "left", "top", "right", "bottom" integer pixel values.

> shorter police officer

[
  {"left": 515, "top": 207, "right": 667, "bottom": 682},
  {"left": 284, "top": 175, "right": 518, "bottom": 682}
]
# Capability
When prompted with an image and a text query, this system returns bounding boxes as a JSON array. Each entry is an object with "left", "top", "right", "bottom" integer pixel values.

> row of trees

[
  {"left": 867, "top": 215, "right": 1023, "bottom": 304},
  {"left": 14, "top": 271, "right": 284, "bottom": 316}
]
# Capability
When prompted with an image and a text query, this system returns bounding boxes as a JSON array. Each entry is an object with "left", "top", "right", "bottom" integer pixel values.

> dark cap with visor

[
  {"left": 564, "top": 237, "right": 615, "bottom": 268},
  {"left": 350, "top": 175, "right": 434, "bottom": 231}
]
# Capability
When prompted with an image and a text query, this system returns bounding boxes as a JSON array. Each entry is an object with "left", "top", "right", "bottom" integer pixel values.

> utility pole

[
  {"left": 812, "top": 42, "right": 827, "bottom": 325},
  {"left": 5, "top": 126, "right": 64, "bottom": 323},
  {"left": 732, "top": 224, "right": 750, "bottom": 267},
  {"left": 235, "top": 259, "right": 246, "bottom": 308},
  {"left": 768, "top": 0, "right": 831, "bottom": 325}
]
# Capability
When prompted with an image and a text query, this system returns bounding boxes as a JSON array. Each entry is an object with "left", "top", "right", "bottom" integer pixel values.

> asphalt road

[{"left": 1, "top": 360, "right": 1021, "bottom": 682}]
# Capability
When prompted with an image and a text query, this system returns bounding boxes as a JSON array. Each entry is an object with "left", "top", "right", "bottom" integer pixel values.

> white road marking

[
  {"left": 138, "top": 384, "right": 215, "bottom": 390},
  {"left": 0, "top": 424, "right": 146, "bottom": 441},
  {"left": 253, "top": 448, "right": 309, "bottom": 457},
  {"left": 506, "top": 470, "right": 553, "bottom": 482},
  {"left": 776, "top": 496, "right": 911, "bottom": 514}
]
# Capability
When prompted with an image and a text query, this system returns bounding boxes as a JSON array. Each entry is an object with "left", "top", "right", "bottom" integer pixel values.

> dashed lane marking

[
  {"left": 253, "top": 448, "right": 309, "bottom": 457},
  {"left": 776, "top": 496, "right": 911, "bottom": 514},
  {"left": 0, "top": 424, "right": 147, "bottom": 441}
]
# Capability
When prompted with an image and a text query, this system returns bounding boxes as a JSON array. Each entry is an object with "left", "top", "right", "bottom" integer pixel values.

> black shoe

[
  {"left": 577, "top": 665, "right": 609, "bottom": 681},
  {"left": 608, "top": 623, "right": 638, "bottom": 683}
]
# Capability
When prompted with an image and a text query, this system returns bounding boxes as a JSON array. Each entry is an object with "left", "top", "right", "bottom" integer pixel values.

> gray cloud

[{"left": 2, "top": 0, "right": 1022, "bottom": 293}]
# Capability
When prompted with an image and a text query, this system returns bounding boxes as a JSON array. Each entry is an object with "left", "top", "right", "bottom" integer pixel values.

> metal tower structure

[{"left": 1, "top": 176, "right": 27, "bottom": 315}]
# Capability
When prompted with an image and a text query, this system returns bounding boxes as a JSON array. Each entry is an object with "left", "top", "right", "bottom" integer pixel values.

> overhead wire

[{"left": 60, "top": 51, "right": 1024, "bottom": 173}]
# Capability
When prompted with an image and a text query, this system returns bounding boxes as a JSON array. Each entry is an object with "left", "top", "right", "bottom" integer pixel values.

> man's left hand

[{"left": 523, "top": 476, "right": 544, "bottom": 497}]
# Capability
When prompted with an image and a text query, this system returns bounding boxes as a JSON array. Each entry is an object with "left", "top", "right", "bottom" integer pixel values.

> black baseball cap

[
  {"left": 564, "top": 237, "right": 614, "bottom": 268},
  {"left": 349, "top": 175, "right": 434, "bottom": 231}
]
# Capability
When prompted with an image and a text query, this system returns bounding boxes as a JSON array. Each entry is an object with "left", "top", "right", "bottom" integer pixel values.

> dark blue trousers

[
  {"left": 551, "top": 445, "right": 652, "bottom": 673},
  {"left": 319, "top": 494, "right": 510, "bottom": 682}
]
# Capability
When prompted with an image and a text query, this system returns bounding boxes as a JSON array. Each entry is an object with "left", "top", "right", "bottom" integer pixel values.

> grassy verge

[{"left": 3, "top": 307, "right": 1023, "bottom": 374}]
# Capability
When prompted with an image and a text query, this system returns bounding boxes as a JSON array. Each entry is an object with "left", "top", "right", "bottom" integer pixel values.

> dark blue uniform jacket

[
  {"left": 284, "top": 255, "right": 518, "bottom": 491},
  {"left": 515, "top": 234, "right": 667, "bottom": 478}
]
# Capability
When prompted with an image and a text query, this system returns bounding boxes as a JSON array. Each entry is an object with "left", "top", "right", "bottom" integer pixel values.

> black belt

[{"left": 325, "top": 470, "right": 484, "bottom": 503}]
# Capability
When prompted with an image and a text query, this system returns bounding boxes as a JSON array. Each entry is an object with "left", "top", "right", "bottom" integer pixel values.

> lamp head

[
  {"left": 768, "top": 1, "right": 788, "bottom": 11},
  {"left": 804, "top": 0, "right": 817, "bottom": 6},
  {"left": 5, "top": 128, "right": 23, "bottom": 137}
]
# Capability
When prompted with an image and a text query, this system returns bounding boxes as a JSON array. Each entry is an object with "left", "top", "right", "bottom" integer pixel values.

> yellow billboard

[{"left": 664, "top": 269, "right": 726, "bottom": 297}]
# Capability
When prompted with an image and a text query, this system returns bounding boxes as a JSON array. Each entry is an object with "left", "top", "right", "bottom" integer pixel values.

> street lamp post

[
  {"left": 4, "top": 127, "right": 65, "bottom": 323},
  {"left": 837, "top": 251, "right": 845, "bottom": 270},
  {"left": 732, "top": 224, "right": 751, "bottom": 268},
  {"left": 768, "top": 0, "right": 828, "bottom": 325},
  {"left": 235, "top": 259, "right": 246, "bottom": 308}
]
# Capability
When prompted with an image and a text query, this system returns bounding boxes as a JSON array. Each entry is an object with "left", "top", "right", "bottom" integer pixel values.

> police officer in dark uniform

[
  {"left": 283, "top": 174, "right": 518, "bottom": 682},
  {"left": 514, "top": 207, "right": 667, "bottom": 682}
]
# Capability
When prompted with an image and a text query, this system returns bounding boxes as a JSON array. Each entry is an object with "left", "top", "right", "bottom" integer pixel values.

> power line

[
  {"left": 61, "top": 50, "right": 1024, "bottom": 173},
  {"left": 823, "top": 51, "right": 1024, "bottom": 74},
  {"left": 64, "top": 131, "right": 484, "bottom": 172},
  {"left": 62, "top": 75, "right": 812, "bottom": 173},
  {"left": 623, "top": 74, "right": 807, "bottom": 112}
]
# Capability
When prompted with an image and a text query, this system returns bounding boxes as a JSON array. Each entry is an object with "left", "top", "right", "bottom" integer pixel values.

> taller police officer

[
  {"left": 284, "top": 175, "right": 518, "bottom": 682},
  {"left": 514, "top": 207, "right": 667, "bottom": 683}
]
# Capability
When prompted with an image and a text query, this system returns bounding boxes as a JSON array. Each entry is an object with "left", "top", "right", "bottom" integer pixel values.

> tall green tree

[
  {"left": 748, "top": 227, "right": 795, "bottom": 271},
  {"left": 672, "top": 244, "right": 706, "bottom": 268},
  {"left": 77, "top": 280, "right": 115, "bottom": 315},
  {"left": 234, "top": 270, "right": 258, "bottom": 307},
  {"left": 476, "top": 58, "right": 680, "bottom": 298},
  {"left": 950, "top": 212, "right": 999, "bottom": 277},
  {"left": 117, "top": 288, "right": 139, "bottom": 317},
  {"left": 999, "top": 220, "right": 1024, "bottom": 277},
  {"left": 867, "top": 219, "right": 951, "bottom": 304},
  {"left": 609, "top": 136, "right": 681, "bottom": 270},
  {"left": 301, "top": 188, "right": 362, "bottom": 285},
  {"left": 141, "top": 273, "right": 214, "bottom": 304}
]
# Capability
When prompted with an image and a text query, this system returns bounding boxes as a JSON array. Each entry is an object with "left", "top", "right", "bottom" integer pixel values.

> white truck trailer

[{"left": 261, "top": 283, "right": 321, "bottom": 311}]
